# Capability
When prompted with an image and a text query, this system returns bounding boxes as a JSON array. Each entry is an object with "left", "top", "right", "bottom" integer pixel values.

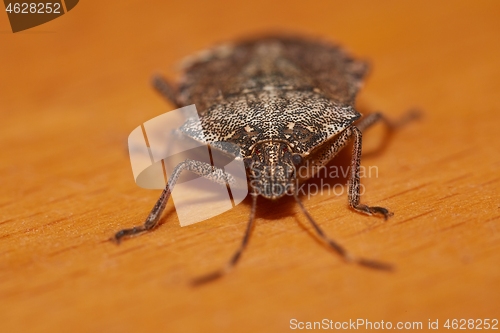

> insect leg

[
  {"left": 151, "top": 74, "right": 181, "bottom": 107},
  {"left": 348, "top": 126, "right": 392, "bottom": 219},
  {"left": 191, "top": 193, "right": 258, "bottom": 286},
  {"left": 356, "top": 109, "right": 421, "bottom": 133},
  {"left": 294, "top": 193, "right": 392, "bottom": 270},
  {"left": 111, "top": 159, "right": 236, "bottom": 243},
  {"left": 300, "top": 127, "right": 392, "bottom": 219}
]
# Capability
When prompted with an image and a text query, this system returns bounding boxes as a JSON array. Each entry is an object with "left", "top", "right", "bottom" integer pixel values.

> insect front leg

[
  {"left": 300, "top": 126, "right": 391, "bottom": 219},
  {"left": 152, "top": 74, "right": 182, "bottom": 107},
  {"left": 293, "top": 130, "right": 393, "bottom": 270},
  {"left": 111, "top": 159, "right": 236, "bottom": 243},
  {"left": 191, "top": 193, "right": 258, "bottom": 286},
  {"left": 348, "top": 126, "right": 392, "bottom": 219}
]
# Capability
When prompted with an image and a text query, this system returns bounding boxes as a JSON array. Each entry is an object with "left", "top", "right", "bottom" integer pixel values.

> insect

[{"left": 112, "top": 35, "right": 418, "bottom": 284}]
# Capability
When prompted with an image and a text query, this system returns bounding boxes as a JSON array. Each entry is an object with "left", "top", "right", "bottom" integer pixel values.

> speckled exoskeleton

[{"left": 112, "top": 35, "right": 418, "bottom": 284}]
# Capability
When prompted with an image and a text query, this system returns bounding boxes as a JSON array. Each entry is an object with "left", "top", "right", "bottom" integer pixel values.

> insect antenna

[
  {"left": 293, "top": 192, "right": 393, "bottom": 271},
  {"left": 191, "top": 193, "right": 258, "bottom": 286}
]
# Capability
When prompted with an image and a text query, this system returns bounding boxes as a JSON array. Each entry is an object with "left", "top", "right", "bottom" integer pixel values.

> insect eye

[{"left": 292, "top": 154, "right": 302, "bottom": 165}]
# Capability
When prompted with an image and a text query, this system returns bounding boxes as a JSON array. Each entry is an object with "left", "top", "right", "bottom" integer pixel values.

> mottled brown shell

[{"left": 177, "top": 35, "right": 368, "bottom": 157}]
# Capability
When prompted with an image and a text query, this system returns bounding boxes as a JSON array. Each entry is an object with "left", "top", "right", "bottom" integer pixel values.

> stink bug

[{"left": 112, "top": 35, "right": 418, "bottom": 284}]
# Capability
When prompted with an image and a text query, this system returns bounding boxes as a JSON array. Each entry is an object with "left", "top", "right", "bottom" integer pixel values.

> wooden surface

[{"left": 1, "top": 1, "right": 499, "bottom": 332}]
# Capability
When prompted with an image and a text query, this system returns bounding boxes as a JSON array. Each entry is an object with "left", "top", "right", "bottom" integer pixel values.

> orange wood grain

[{"left": 1, "top": 1, "right": 499, "bottom": 332}]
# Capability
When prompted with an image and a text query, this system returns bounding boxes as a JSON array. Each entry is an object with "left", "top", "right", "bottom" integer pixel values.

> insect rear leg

[
  {"left": 151, "top": 74, "right": 182, "bottom": 107},
  {"left": 356, "top": 109, "right": 421, "bottom": 133},
  {"left": 111, "top": 159, "right": 236, "bottom": 243}
]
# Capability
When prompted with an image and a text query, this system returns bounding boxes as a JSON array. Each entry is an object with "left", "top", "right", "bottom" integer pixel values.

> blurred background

[{"left": 1, "top": 1, "right": 499, "bottom": 332}]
